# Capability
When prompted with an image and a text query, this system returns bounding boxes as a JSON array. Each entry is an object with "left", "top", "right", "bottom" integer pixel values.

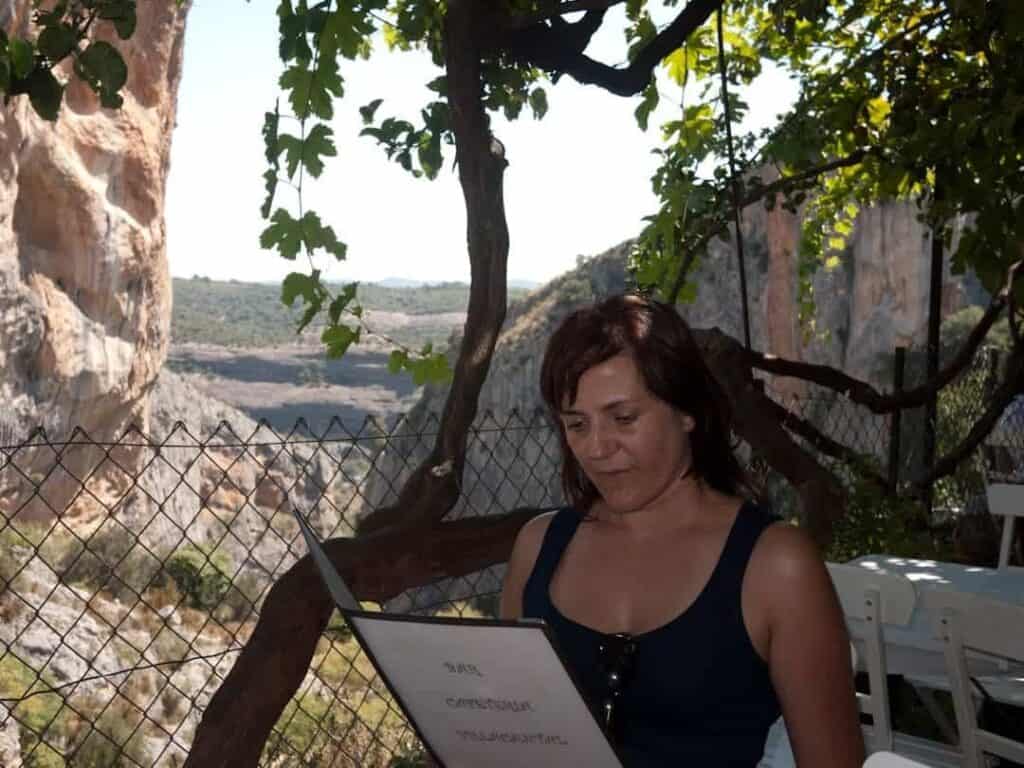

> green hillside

[{"left": 171, "top": 277, "right": 532, "bottom": 348}]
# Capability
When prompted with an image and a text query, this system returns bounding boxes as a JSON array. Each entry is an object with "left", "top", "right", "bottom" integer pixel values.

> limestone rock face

[
  {"left": 0, "top": 1, "right": 189, "bottom": 441},
  {"left": 681, "top": 198, "right": 982, "bottom": 392},
  {"left": 0, "top": 703, "right": 17, "bottom": 768}
]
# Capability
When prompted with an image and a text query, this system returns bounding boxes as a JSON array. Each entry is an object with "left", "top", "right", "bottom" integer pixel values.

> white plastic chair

[
  {"left": 827, "top": 564, "right": 962, "bottom": 767},
  {"left": 863, "top": 751, "right": 932, "bottom": 767},
  {"left": 924, "top": 589, "right": 1024, "bottom": 768},
  {"left": 984, "top": 483, "right": 1024, "bottom": 570},
  {"left": 827, "top": 563, "right": 917, "bottom": 753}
]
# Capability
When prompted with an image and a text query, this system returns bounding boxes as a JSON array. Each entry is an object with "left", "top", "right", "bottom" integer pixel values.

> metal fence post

[
  {"left": 922, "top": 226, "right": 944, "bottom": 524},
  {"left": 981, "top": 347, "right": 1004, "bottom": 475},
  {"left": 888, "top": 346, "right": 906, "bottom": 492},
  {"left": 985, "top": 347, "right": 1001, "bottom": 395}
]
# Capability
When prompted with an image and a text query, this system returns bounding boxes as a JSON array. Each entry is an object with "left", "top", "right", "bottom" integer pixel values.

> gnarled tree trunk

[{"left": 184, "top": 2, "right": 514, "bottom": 764}]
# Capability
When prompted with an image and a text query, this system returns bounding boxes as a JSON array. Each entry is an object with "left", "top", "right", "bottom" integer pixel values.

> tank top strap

[
  {"left": 709, "top": 501, "right": 782, "bottom": 595},
  {"left": 522, "top": 507, "right": 583, "bottom": 611}
]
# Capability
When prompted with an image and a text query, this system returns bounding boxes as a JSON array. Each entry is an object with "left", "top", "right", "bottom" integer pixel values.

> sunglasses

[{"left": 597, "top": 632, "right": 637, "bottom": 742}]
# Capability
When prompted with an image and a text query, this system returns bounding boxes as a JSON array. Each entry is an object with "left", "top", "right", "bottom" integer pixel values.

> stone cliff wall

[{"left": 0, "top": 1, "right": 188, "bottom": 441}]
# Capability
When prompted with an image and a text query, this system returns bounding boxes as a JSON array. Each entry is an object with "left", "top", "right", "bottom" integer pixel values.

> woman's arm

[
  {"left": 498, "top": 512, "right": 555, "bottom": 619},
  {"left": 752, "top": 526, "right": 866, "bottom": 768}
]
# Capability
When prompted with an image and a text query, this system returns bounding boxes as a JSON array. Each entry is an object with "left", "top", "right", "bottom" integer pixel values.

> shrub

[
  {"left": 3, "top": 653, "right": 75, "bottom": 768},
  {"left": 58, "top": 523, "right": 161, "bottom": 602},
  {"left": 163, "top": 545, "right": 233, "bottom": 612}
]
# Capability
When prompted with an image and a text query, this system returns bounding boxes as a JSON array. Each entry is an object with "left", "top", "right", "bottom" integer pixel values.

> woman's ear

[{"left": 681, "top": 412, "right": 696, "bottom": 433}]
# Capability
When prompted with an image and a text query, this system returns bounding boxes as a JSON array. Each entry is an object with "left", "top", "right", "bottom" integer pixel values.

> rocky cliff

[{"left": 0, "top": 1, "right": 187, "bottom": 441}]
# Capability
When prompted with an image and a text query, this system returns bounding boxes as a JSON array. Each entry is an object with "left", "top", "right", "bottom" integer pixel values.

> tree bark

[
  {"left": 186, "top": 3, "right": 518, "bottom": 762},
  {"left": 697, "top": 328, "right": 846, "bottom": 546},
  {"left": 360, "top": 0, "right": 509, "bottom": 535},
  {"left": 505, "top": 0, "right": 723, "bottom": 96},
  {"left": 183, "top": 509, "right": 541, "bottom": 767}
]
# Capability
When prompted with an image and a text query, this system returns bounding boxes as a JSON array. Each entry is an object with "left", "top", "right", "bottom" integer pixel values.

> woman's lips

[{"left": 592, "top": 468, "right": 631, "bottom": 478}]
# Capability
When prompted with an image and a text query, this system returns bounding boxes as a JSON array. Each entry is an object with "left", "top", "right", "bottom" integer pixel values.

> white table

[{"left": 848, "top": 555, "right": 1024, "bottom": 704}]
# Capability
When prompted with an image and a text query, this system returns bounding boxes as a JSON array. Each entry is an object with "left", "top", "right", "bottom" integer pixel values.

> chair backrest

[
  {"left": 923, "top": 589, "right": 1024, "bottom": 768},
  {"left": 827, "top": 563, "right": 917, "bottom": 626},
  {"left": 826, "top": 564, "right": 918, "bottom": 754},
  {"left": 863, "top": 751, "right": 932, "bottom": 768},
  {"left": 985, "top": 483, "right": 1024, "bottom": 569}
]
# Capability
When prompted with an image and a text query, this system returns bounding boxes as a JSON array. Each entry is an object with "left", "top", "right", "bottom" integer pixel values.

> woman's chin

[{"left": 596, "top": 491, "right": 645, "bottom": 515}]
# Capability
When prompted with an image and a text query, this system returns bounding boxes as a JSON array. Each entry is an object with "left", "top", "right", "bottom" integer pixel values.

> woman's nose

[{"left": 584, "top": 424, "right": 614, "bottom": 460}]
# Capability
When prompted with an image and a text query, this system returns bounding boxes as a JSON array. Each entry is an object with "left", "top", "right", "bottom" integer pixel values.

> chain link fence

[
  {"left": 0, "top": 412, "right": 562, "bottom": 767},
  {"left": 0, "top": 348, "right": 1015, "bottom": 766}
]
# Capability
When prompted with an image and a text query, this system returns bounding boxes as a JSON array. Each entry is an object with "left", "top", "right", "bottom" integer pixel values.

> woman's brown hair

[{"left": 539, "top": 293, "right": 751, "bottom": 511}]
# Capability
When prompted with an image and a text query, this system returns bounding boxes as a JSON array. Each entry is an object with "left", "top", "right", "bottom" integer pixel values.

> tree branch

[
  {"left": 360, "top": 0, "right": 511, "bottom": 534},
  {"left": 746, "top": 150, "right": 872, "bottom": 207},
  {"left": 911, "top": 346, "right": 1024, "bottom": 491},
  {"left": 759, "top": 395, "right": 890, "bottom": 491},
  {"left": 506, "top": 0, "right": 626, "bottom": 31},
  {"left": 667, "top": 149, "right": 872, "bottom": 302},
  {"left": 668, "top": 248, "right": 701, "bottom": 304},
  {"left": 746, "top": 293, "right": 1007, "bottom": 413},
  {"left": 504, "top": 0, "right": 723, "bottom": 96},
  {"left": 184, "top": 508, "right": 544, "bottom": 767},
  {"left": 695, "top": 327, "right": 846, "bottom": 545}
]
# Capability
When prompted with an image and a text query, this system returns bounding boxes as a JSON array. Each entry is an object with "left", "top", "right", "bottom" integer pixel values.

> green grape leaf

[
  {"left": 322, "top": 323, "right": 360, "bottom": 358},
  {"left": 320, "top": 3, "right": 373, "bottom": 61},
  {"left": 528, "top": 87, "right": 548, "bottom": 119},
  {"left": 328, "top": 282, "right": 359, "bottom": 324},
  {"left": 359, "top": 98, "right": 383, "bottom": 124},
  {"left": 388, "top": 349, "right": 407, "bottom": 374},
  {"left": 260, "top": 208, "right": 304, "bottom": 260},
  {"left": 262, "top": 103, "right": 280, "bottom": 167},
  {"left": 38, "top": 23, "right": 77, "bottom": 62},
  {"left": 278, "top": 0, "right": 312, "bottom": 63},
  {"left": 75, "top": 41, "right": 127, "bottom": 108},
  {"left": 281, "top": 270, "right": 320, "bottom": 308},
  {"left": 426, "top": 75, "right": 447, "bottom": 95},
  {"left": 627, "top": 15, "right": 656, "bottom": 62},
  {"left": 417, "top": 130, "right": 442, "bottom": 179},
  {"left": 421, "top": 100, "right": 449, "bottom": 133},
  {"left": 280, "top": 62, "right": 343, "bottom": 120},
  {"left": 98, "top": 0, "right": 138, "bottom": 40},
  {"left": 406, "top": 353, "right": 452, "bottom": 385},
  {"left": 663, "top": 48, "right": 687, "bottom": 86},
  {"left": 676, "top": 281, "right": 698, "bottom": 303},
  {"left": 9, "top": 38, "right": 34, "bottom": 79},
  {"left": 260, "top": 169, "right": 277, "bottom": 220},
  {"left": 299, "top": 210, "right": 347, "bottom": 260},
  {"left": 297, "top": 123, "right": 337, "bottom": 178},
  {"left": 277, "top": 134, "right": 303, "bottom": 178},
  {"left": 26, "top": 67, "right": 63, "bottom": 121},
  {"left": 634, "top": 79, "right": 659, "bottom": 130}
]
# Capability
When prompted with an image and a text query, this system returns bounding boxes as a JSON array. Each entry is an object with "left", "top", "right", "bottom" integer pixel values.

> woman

[{"left": 500, "top": 294, "right": 864, "bottom": 767}]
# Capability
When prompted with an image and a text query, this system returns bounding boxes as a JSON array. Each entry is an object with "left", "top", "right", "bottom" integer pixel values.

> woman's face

[{"left": 560, "top": 352, "right": 695, "bottom": 514}]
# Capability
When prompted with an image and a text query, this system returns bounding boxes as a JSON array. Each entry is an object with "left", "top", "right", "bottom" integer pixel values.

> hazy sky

[{"left": 165, "top": 0, "right": 797, "bottom": 285}]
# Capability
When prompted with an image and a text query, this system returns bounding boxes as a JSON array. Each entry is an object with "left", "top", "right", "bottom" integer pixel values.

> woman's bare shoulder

[
  {"left": 746, "top": 520, "right": 834, "bottom": 612},
  {"left": 508, "top": 509, "right": 560, "bottom": 567},
  {"left": 750, "top": 520, "right": 826, "bottom": 579},
  {"left": 500, "top": 510, "right": 562, "bottom": 619}
]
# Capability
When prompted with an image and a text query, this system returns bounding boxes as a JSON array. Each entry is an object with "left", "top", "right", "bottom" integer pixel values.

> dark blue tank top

[{"left": 522, "top": 502, "right": 783, "bottom": 767}]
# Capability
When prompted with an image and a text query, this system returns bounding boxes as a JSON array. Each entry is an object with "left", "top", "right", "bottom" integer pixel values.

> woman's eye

[
  {"left": 564, "top": 420, "right": 586, "bottom": 432},
  {"left": 615, "top": 414, "right": 637, "bottom": 425}
]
